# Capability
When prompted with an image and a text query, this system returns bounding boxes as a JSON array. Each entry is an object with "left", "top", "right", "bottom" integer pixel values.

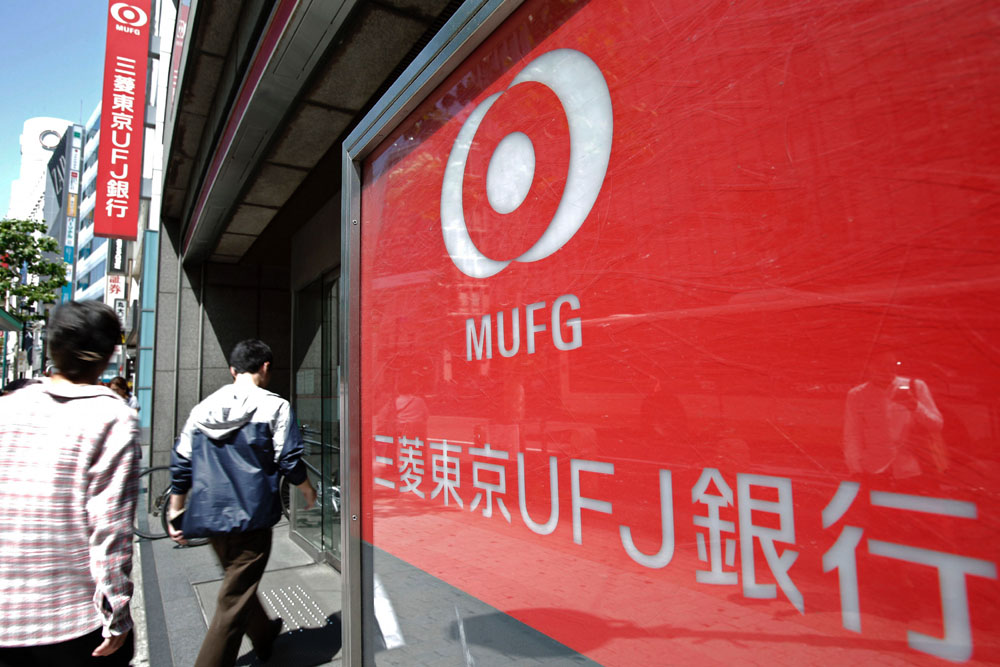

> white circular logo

[
  {"left": 38, "top": 130, "right": 60, "bottom": 151},
  {"left": 441, "top": 49, "right": 613, "bottom": 278},
  {"left": 111, "top": 3, "right": 148, "bottom": 27}
]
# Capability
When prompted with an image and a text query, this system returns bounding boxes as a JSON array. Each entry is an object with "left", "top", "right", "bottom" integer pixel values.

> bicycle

[
  {"left": 279, "top": 470, "right": 340, "bottom": 519},
  {"left": 278, "top": 461, "right": 340, "bottom": 519},
  {"left": 133, "top": 465, "right": 209, "bottom": 546}
]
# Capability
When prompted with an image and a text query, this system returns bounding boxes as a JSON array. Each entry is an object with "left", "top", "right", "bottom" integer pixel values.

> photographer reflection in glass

[{"left": 843, "top": 350, "right": 945, "bottom": 480}]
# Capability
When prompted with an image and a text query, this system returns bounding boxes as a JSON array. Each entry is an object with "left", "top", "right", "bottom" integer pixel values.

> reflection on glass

[
  {"left": 321, "top": 275, "right": 341, "bottom": 560},
  {"left": 292, "top": 274, "right": 341, "bottom": 561},
  {"left": 391, "top": 372, "right": 430, "bottom": 441},
  {"left": 293, "top": 279, "right": 324, "bottom": 548},
  {"left": 843, "top": 351, "right": 946, "bottom": 479}
]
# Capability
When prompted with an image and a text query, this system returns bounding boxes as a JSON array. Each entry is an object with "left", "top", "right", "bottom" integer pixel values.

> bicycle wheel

[
  {"left": 157, "top": 496, "right": 210, "bottom": 547},
  {"left": 133, "top": 466, "right": 172, "bottom": 540},
  {"left": 280, "top": 476, "right": 291, "bottom": 519}
]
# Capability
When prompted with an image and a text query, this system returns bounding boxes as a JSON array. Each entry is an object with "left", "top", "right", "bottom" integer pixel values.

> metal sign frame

[{"left": 338, "top": 0, "right": 523, "bottom": 662}]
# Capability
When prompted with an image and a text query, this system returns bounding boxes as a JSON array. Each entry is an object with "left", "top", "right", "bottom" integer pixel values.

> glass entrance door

[
  {"left": 321, "top": 274, "right": 341, "bottom": 563},
  {"left": 292, "top": 273, "right": 341, "bottom": 565}
]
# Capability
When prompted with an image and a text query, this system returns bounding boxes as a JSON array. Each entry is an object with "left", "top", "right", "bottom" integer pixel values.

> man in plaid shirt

[{"left": 0, "top": 301, "right": 139, "bottom": 666}]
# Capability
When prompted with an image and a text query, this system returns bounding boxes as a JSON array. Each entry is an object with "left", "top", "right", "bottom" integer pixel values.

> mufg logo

[
  {"left": 441, "top": 49, "right": 613, "bottom": 279},
  {"left": 442, "top": 49, "right": 613, "bottom": 361},
  {"left": 111, "top": 3, "right": 148, "bottom": 34}
]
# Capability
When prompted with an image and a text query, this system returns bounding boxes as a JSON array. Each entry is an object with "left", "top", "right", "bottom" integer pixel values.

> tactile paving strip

[
  {"left": 260, "top": 585, "right": 335, "bottom": 631},
  {"left": 228, "top": 585, "right": 337, "bottom": 663}
]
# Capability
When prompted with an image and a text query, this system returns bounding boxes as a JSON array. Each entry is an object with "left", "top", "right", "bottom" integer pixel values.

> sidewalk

[{"left": 135, "top": 519, "right": 343, "bottom": 666}]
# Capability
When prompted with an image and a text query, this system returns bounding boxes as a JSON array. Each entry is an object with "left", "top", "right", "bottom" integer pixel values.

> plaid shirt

[{"left": 0, "top": 380, "right": 139, "bottom": 647}]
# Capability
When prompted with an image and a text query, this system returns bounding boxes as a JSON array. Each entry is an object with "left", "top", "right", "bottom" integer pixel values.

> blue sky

[{"left": 0, "top": 1, "right": 106, "bottom": 217}]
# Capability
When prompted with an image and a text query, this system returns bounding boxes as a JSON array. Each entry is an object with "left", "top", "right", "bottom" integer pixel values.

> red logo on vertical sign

[{"left": 94, "top": 1, "right": 150, "bottom": 241}]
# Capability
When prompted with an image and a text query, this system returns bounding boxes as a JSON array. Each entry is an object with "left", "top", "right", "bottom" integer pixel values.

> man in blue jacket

[{"left": 168, "top": 339, "right": 317, "bottom": 666}]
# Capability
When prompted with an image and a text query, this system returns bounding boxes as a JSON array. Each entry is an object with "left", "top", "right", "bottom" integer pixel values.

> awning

[{"left": 0, "top": 308, "right": 22, "bottom": 332}]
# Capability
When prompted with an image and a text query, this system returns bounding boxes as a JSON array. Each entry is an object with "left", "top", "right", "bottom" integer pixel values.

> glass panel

[
  {"left": 292, "top": 278, "right": 323, "bottom": 548},
  {"left": 322, "top": 275, "right": 341, "bottom": 561},
  {"left": 356, "top": 0, "right": 1000, "bottom": 663}
]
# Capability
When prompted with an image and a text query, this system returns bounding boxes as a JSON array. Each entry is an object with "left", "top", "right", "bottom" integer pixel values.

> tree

[{"left": 0, "top": 218, "right": 67, "bottom": 321}]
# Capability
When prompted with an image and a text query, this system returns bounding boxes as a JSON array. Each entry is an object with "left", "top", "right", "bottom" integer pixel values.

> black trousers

[
  {"left": 194, "top": 529, "right": 274, "bottom": 667},
  {"left": 0, "top": 628, "right": 134, "bottom": 667}
]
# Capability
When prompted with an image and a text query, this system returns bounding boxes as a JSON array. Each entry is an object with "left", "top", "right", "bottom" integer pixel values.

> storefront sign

[
  {"left": 114, "top": 298, "right": 127, "bottom": 328},
  {"left": 358, "top": 0, "right": 1000, "bottom": 664},
  {"left": 64, "top": 217, "right": 76, "bottom": 253},
  {"left": 94, "top": 0, "right": 150, "bottom": 241},
  {"left": 107, "top": 238, "right": 128, "bottom": 275},
  {"left": 105, "top": 274, "right": 125, "bottom": 303}
]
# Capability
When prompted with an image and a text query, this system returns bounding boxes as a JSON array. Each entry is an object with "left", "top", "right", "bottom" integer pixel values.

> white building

[
  {"left": 3, "top": 117, "right": 71, "bottom": 383},
  {"left": 7, "top": 117, "right": 71, "bottom": 221}
]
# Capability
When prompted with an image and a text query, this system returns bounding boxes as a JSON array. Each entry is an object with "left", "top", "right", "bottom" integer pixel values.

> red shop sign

[
  {"left": 94, "top": 1, "right": 150, "bottom": 241},
  {"left": 360, "top": 0, "right": 1000, "bottom": 663}
]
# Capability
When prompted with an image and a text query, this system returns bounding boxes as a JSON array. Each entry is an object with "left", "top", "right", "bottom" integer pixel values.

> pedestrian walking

[
  {"left": 108, "top": 376, "right": 139, "bottom": 411},
  {"left": 0, "top": 301, "right": 140, "bottom": 666},
  {"left": 167, "top": 338, "right": 317, "bottom": 666}
]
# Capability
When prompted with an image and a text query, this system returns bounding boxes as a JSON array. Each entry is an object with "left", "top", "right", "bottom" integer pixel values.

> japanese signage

[
  {"left": 94, "top": 0, "right": 150, "bottom": 240},
  {"left": 358, "top": 0, "right": 1000, "bottom": 664},
  {"left": 105, "top": 274, "right": 125, "bottom": 304},
  {"left": 46, "top": 133, "right": 68, "bottom": 205},
  {"left": 64, "top": 217, "right": 76, "bottom": 259},
  {"left": 107, "top": 238, "right": 128, "bottom": 275},
  {"left": 114, "top": 298, "right": 127, "bottom": 328},
  {"left": 46, "top": 125, "right": 82, "bottom": 303}
]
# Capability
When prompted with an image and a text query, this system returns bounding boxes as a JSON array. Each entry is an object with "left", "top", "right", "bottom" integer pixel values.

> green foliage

[{"left": 0, "top": 218, "right": 68, "bottom": 321}]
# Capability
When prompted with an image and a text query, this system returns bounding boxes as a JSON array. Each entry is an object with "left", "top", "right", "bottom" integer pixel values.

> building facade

[
  {"left": 3, "top": 117, "right": 72, "bottom": 383},
  {"left": 7, "top": 117, "right": 71, "bottom": 222},
  {"left": 75, "top": 104, "right": 111, "bottom": 304}
]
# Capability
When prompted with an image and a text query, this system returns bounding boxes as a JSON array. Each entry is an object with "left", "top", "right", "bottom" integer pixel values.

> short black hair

[
  {"left": 228, "top": 339, "right": 273, "bottom": 374},
  {"left": 109, "top": 376, "right": 129, "bottom": 398},
  {"left": 47, "top": 301, "right": 122, "bottom": 382}
]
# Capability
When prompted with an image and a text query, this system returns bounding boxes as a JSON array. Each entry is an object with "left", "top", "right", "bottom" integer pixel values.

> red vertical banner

[
  {"left": 94, "top": 1, "right": 151, "bottom": 241},
  {"left": 167, "top": 0, "right": 191, "bottom": 123}
]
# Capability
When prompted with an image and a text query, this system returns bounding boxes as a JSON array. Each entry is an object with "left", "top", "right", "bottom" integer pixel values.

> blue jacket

[{"left": 170, "top": 376, "right": 307, "bottom": 537}]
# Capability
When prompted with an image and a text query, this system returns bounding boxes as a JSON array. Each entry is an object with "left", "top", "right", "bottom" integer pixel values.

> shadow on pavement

[{"left": 236, "top": 613, "right": 342, "bottom": 666}]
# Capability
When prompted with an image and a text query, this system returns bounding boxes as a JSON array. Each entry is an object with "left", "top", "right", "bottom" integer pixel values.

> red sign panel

[
  {"left": 94, "top": 0, "right": 150, "bottom": 241},
  {"left": 167, "top": 0, "right": 191, "bottom": 123},
  {"left": 360, "top": 0, "right": 1000, "bottom": 663}
]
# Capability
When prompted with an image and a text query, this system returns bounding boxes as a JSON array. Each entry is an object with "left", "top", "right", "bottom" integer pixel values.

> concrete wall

[
  {"left": 150, "top": 222, "right": 292, "bottom": 467},
  {"left": 290, "top": 195, "right": 341, "bottom": 293}
]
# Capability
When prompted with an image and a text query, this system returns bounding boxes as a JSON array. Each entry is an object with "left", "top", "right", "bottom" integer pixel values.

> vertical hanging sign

[
  {"left": 167, "top": 0, "right": 192, "bottom": 123},
  {"left": 94, "top": 1, "right": 151, "bottom": 241}
]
